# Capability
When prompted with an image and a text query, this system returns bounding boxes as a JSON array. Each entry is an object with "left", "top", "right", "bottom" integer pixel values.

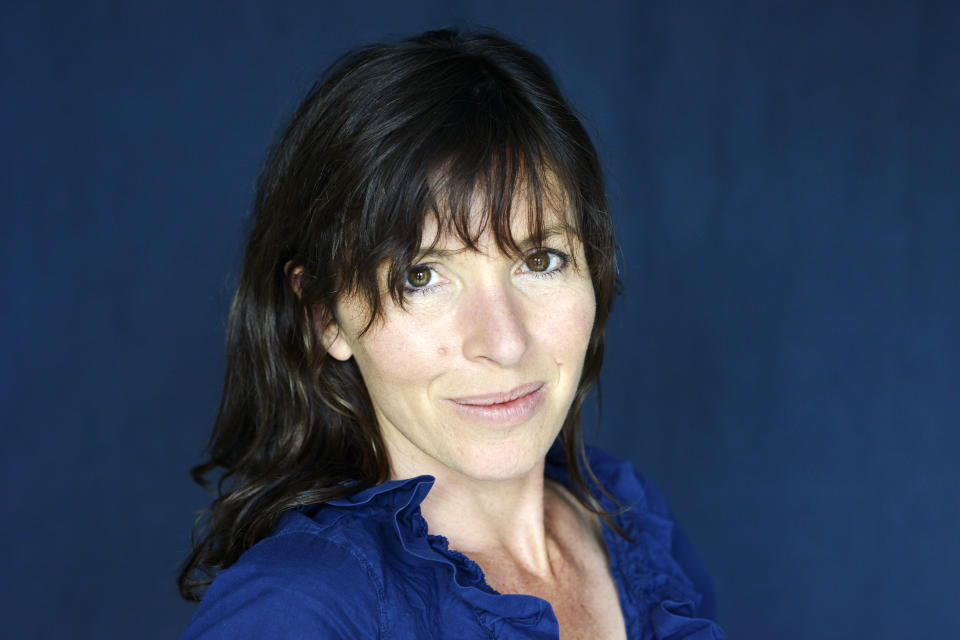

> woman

[{"left": 179, "top": 28, "right": 724, "bottom": 640}]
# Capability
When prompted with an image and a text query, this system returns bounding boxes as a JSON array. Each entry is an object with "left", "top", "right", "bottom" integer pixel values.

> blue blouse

[{"left": 181, "top": 444, "right": 725, "bottom": 639}]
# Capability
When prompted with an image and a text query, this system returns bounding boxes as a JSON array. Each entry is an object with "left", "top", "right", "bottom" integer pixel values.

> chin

[{"left": 449, "top": 435, "right": 553, "bottom": 482}]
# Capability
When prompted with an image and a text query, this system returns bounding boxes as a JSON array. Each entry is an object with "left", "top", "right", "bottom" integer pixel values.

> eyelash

[
  {"left": 402, "top": 248, "right": 571, "bottom": 296},
  {"left": 520, "top": 249, "right": 570, "bottom": 278},
  {"left": 403, "top": 278, "right": 438, "bottom": 297}
]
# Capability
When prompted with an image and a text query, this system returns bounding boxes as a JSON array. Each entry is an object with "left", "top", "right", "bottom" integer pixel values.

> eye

[
  {"left": 520, "top": 249, "right": 569, "bottom": 276},
  {"left": 405, "top": 264, "right": 434, "bottom": 289},
  {"left": 524, "top": 249, "right": 551, "bottom": 272}
]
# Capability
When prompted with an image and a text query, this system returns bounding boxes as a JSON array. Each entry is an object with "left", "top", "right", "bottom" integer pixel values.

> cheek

[
  {"left": 355, "top": 315, "right": 449, "bottom": 386},
  {"left": 542, "top": 289, "right": 596, "bottom": 359}
]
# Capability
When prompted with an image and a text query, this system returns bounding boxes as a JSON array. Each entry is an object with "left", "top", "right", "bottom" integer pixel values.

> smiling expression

[{"left": 323, "top": 205, "right": 596, "bottom": 483}]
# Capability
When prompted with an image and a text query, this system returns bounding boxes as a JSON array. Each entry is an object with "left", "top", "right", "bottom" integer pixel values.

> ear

[
  {"left": 286, "top": 260, "right": 305, "bottom": 298},
  {"left": 320, "top": 321, "right": 353, "bottom": 361},
  {"left": 287, "top": 261, "right": 354, "bottom": 362}
]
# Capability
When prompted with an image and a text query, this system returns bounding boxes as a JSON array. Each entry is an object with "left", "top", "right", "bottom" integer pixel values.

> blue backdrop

[{"left": 2, "top": 2, "right": 957, "bottom": 638}]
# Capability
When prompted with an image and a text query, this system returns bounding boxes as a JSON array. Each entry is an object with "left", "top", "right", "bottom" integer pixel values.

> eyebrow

[{"left": 414, "top": 223, "right": 576, "bottom": 260}]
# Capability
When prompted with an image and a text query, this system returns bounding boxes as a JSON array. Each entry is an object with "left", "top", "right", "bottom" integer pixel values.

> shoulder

[
  {"left": 584, "top": 445, "right": 675, "bottom": 516},
  {"left": 180, "top": 511, "right": 387, "bottom": 640},
  {"left": 585, "top": 445, "right": 719, "bottom": 621}
]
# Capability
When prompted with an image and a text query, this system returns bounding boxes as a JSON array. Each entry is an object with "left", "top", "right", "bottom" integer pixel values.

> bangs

[
  {"left": 333, "top": 52, "right": 590, "bottom": 330},
  {"left": 422, "top": 143, "right": 579, "bottom": 260}
]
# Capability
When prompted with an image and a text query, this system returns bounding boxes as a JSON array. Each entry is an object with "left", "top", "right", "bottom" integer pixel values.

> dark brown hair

[{"left": 179, "top": 28, "right": 620, "bottom": 601}]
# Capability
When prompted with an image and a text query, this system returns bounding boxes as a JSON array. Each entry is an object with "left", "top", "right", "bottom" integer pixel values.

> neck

[{"left": 392, "top": 455, "right": 558, "bottom": 578}]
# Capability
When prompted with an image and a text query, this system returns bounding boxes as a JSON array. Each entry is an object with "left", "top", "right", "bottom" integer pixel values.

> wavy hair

[{"left": 179, "top": 28, "right": 620, "bottom": 601}]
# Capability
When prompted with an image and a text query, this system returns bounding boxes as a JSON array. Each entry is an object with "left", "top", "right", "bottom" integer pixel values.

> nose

[{"left": 459, "top": 279, "right": 530, "bottom": 367}]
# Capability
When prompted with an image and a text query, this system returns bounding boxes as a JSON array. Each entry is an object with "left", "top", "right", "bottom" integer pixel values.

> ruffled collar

[
  {"left": 326, "top": 475, "right": 558, "bottom": 638},
  {"left": 544, "top": 443, "right": 725, "bottom": 639},
  {"left": 321, "top": 442, "right": 724, "bottom": 639}
]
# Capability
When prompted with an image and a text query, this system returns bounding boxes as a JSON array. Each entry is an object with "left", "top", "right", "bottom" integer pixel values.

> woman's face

[{"left": 325, "top": 205, "right": 596, "bottom": 483}]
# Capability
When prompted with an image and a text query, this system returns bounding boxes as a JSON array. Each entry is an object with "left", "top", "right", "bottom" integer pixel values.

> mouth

[{"left": 447, "top": 382, "right": 546, "bottom": 425}]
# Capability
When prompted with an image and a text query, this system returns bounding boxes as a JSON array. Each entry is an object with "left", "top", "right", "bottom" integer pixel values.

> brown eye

[
  {"left": 524, "top": 250, "right": 551, "bottom": 272},
  {"left": 406, "top": 265, "right": 432, "bottom": 288}
]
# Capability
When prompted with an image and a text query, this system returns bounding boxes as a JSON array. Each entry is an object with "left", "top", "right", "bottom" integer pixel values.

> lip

[{"left": 447, "top": 382, "right": 546, "bottom": 425}]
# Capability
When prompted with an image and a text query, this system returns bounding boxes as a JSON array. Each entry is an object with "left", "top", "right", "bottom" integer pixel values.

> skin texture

[
  {"left": 322, "top": 205, "right": 626, "bottom": 638},
  {"left": 323, "top": 208, "right": 596, "bottom": 485}
]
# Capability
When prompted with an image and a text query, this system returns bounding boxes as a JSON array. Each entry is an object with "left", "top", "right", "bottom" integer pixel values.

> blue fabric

[{"left": 181, "top": 445, "right": 725, "bottom": 639}]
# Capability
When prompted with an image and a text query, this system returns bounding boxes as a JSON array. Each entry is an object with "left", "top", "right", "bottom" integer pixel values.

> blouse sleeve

[
  {"left": 179, "top": 532, "right": 384, "bottom": 639},
  {"left": 633, "top": 469, "right": 718, "bottom": 620},
  {"left": 669, "top": 517, "right": 717, "bottom": 620}
]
